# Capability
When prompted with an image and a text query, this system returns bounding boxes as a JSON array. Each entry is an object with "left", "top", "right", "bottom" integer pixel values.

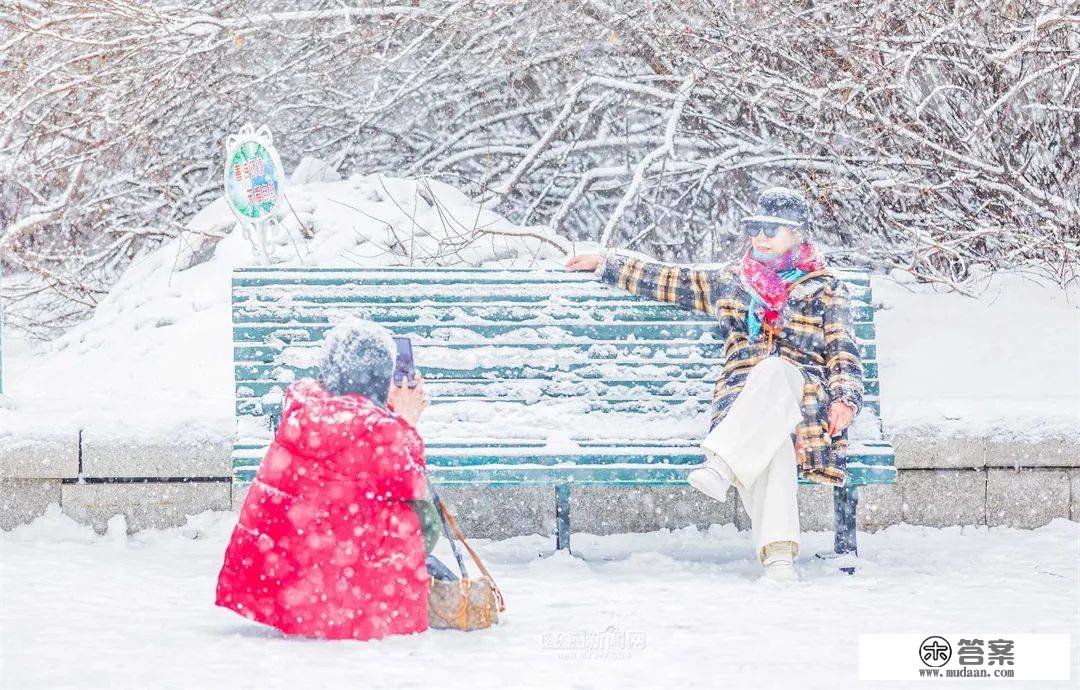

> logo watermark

[
  {"left": 860, "top": 634, "right": 1069, "bottom": 681},
  {"left": 542, "top": 626, "right": 646, "bottom": 661}
]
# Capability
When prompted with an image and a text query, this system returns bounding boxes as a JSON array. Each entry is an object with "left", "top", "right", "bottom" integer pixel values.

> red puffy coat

[{"left": 216, "top": 379, "right": 430, "bottom": 640}]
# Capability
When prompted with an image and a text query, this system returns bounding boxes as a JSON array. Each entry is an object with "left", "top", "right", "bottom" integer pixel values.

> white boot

[
  {"left": 687, "top": 461, "right": 732, "bottom": 502},
  {"left": 761, "top": 541, "right": 800, "bottom": 582}
]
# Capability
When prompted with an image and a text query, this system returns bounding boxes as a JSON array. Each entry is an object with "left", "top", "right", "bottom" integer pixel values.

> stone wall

[
  {"left": 0, "top": 430, "right": 231, "bottom": 532},
  {"left": 2, "top": 432, "right": 1077, "bottom": 535}
]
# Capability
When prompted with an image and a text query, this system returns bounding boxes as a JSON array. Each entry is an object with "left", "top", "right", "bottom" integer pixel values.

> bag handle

[
  {"left": 436, "top": 500, "right": 506, "bottom": 613},
  {"left": 427, "top": 480, "right": 505, "bottom": 613},
  {"left": 428, "top": 482, "right": 470, "bottom": 579}
]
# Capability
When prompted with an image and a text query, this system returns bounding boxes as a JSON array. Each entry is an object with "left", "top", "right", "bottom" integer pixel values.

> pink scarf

[{"left": 739, "top": 241, "right": 826, "bottom": 327}]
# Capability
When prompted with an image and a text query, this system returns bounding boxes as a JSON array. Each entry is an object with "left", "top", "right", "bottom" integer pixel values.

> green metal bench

[{"left": 232, "top": 267, "right": 894, "bottom": 556}]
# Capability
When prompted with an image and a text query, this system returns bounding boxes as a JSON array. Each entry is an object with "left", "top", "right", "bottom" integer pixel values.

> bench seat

[{"left": 232, "top": 439, "right": 895, "bottom": 486}]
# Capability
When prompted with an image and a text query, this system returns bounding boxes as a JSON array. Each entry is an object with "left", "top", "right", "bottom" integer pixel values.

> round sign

[{"left": 224, "top": 134, "right": 284, "bottom": 219}]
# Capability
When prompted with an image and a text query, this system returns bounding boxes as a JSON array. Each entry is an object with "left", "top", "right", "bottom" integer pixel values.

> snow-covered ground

[
  {"left": 2, "top": 168, "right": 1077, "bottom": 448},
  {"left": 1, "top": 508, "right": 1076, "bottom": 690}
]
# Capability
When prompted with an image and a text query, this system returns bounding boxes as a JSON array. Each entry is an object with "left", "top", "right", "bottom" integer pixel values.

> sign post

[{"left": 224, "top": 124, "right": 286, "bottom": 264}]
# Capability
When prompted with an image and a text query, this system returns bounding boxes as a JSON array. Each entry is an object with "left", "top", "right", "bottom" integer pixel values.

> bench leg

[
  {"left": 816, "top": 485, "right": 859, "bottom": 570},
  {"left": 833, "top": 485, "right": 859, "bottom": 573},
  {"left": 555, "top": 484, "right": 571, "bottom": 551}
]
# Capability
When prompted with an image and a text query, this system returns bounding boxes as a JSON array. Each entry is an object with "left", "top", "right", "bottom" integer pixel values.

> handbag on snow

[{"left": 426, "top": 485, "right": 505, "bottom": 631}]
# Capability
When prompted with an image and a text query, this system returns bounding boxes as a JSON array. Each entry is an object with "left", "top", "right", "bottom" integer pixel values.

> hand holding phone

[
  {"left": 388, "top": 374, "right": 427, "bottom": 427},
  {"left": 388, "top": 337, "right": 427, "bottom": 426},
  {"left": 392, "top": 337, "right": 418, "bottom": 388}
]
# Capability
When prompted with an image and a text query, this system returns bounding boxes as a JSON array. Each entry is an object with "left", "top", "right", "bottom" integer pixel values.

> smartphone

[{"left": 392, "top": 336, "right": 418, "bottom": 388}]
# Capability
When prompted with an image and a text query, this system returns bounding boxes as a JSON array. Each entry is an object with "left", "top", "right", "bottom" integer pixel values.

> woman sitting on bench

[{"left": 565, "top": 187, "right": 863, "bottom": 582}]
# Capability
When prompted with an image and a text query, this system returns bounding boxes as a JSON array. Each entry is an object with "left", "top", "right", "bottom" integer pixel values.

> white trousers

[{"left": 700, "top": 357, "right": 803, "bottom": 561}]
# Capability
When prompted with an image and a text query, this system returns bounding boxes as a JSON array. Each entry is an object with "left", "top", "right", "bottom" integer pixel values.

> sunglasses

[{"left": 741, "top": 219, "right": 797, "bottom": 238}]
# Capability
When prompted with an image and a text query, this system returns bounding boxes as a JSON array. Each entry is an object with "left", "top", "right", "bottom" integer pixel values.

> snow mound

[
  {"left": 873, "top": 268, "right": 1080, "bottom": 440},
  {"left": 2, "top": 170, "right": 576, "bottom": 445}
]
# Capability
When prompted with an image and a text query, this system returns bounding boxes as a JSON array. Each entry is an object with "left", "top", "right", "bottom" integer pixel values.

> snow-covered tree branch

[{"left": 2, "top": 0, "right": 1076, "bottom": 332}]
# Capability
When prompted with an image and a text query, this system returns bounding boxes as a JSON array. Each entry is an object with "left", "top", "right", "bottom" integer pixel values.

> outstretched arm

[{"left": 567, "top": 252, "right": 728, "bottom": 315}]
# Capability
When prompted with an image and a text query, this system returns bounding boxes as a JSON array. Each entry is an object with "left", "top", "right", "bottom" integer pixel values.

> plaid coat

[{"left": 597, "top": 253, "right": 864, "bottom": 486}]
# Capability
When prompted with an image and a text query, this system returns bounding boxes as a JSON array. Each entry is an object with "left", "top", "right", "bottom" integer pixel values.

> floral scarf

[{"left": 740, "top": 241, "right": 826, "bottom": 341}]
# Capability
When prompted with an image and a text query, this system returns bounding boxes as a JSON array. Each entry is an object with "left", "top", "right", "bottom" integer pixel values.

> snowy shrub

[{"left": 1, "top": 0, "right": 1076, "bottom": 332}]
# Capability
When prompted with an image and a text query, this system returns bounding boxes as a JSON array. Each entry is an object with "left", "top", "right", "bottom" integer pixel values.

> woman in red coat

[{"left": 216, "top": 319, "right": 432, "bottom": 640}]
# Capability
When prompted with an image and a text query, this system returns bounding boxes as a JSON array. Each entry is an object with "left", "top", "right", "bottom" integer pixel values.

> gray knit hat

[
  {"left": 740, "top": 187, "right": 813, "bottom": 238},
  {"left": 317, "top": 317, "right": 396, "bottom": 406}
]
